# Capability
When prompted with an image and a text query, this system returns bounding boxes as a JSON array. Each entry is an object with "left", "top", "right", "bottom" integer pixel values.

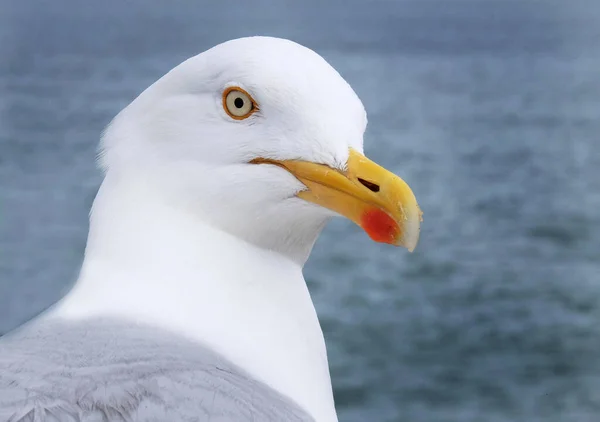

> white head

[{"left": 99, "top": 36, "right": 420, "bottom": 264}]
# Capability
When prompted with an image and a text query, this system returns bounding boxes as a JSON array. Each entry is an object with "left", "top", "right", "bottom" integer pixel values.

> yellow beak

[{"left": 252, "top": 148, "right": 422, "bottom": 251}]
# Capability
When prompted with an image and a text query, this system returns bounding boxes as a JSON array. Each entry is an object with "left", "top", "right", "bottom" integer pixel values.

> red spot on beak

[{"left": 360, "top": 208, "right": 400, "bottom": 244}]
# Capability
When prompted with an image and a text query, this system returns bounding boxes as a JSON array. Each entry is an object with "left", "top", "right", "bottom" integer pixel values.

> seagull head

[{"left": 100, "top": 36, "right": 421, "bottom": 263}]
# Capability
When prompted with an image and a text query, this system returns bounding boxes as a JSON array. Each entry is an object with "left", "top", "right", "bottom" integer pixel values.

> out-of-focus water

[{"left": 1, "top": 0, "right": 600, "bottom": 421}]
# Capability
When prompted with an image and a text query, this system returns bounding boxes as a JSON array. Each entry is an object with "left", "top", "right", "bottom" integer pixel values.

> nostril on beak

[{"left": 358, "top": 178, "right": 380, "bottom": 193}]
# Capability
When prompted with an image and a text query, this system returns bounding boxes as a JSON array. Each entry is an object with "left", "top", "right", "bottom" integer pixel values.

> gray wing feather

[{"left": 0, "top": 319, "right": 314, "bottom": 422}]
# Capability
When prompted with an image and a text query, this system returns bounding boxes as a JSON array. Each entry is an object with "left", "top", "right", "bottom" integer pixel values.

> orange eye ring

[{"left": 222, "top": 86, "right": 258, "bottom": 120}]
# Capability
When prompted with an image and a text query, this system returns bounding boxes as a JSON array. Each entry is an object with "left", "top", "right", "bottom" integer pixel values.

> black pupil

[{"left": 234, "top": 97, "right": 244, "bottom": 109}]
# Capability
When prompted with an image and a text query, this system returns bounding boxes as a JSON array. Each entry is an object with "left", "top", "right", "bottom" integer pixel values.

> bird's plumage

[{"left": 0, "top": 319, "right": 314, "bottom": 422}]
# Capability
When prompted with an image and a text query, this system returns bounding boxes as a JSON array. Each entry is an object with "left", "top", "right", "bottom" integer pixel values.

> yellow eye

[{"left": 222, "top": 87, "right": 257, "bottom": 120}]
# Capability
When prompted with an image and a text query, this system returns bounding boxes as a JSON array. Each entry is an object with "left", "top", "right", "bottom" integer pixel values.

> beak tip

[{"left": 400, "top": 205, "right": 422, "bottom": 253}]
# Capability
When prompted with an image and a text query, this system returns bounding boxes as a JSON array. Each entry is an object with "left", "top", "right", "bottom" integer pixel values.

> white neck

[{"left": 50, "top": 172, "right": 338, "bottom": 422}]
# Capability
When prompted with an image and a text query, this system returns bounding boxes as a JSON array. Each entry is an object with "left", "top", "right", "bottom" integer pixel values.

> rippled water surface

[{"left": 1, "top": 1, "right": 600, "bottom": 421}]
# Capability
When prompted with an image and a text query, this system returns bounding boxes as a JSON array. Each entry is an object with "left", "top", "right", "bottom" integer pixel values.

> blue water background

[{"left": 1, "top": 1, "right": 600, "bottom": 421}]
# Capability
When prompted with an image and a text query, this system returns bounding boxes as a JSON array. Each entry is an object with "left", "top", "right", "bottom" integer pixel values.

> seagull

[{"left": 0, "top": 36, "right": 422, "bottom": 422}]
